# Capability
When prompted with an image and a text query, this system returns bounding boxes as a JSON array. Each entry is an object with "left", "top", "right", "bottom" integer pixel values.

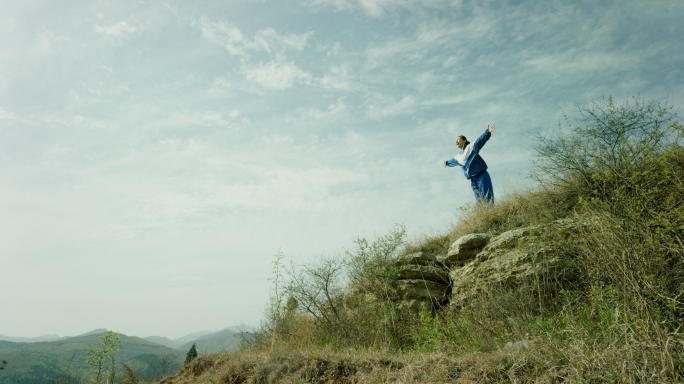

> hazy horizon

[{"left": 2, "top": 0, "right": 683, "bottom": 340}]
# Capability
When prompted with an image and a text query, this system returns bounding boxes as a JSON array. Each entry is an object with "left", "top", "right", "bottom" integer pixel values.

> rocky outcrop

[
  {"left": 394, "top": 252, "right": 450, "bottom": 303},
  {"left": 449, "top": 220, "right": 582, "bottom": 306},
  {"left": 392, "top": 220, "right": 582, "bottom": 309},
  {"left": 441, "top": 233, "right": 491, "bottom": 267}
]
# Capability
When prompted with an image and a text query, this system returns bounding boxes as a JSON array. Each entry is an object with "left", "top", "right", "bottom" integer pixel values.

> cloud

[
  {"left": 365, "top": 94, "right": 416, "bottom": 118},
  {"left": 297, "top": 97, "right": 348, "bottom": 119},
  {"left": 200, "top": 18, "right": 313, "bottom": 57},
  {"left": 200, "top": 19, "right": 246, "bottom": 55},
  {"left": 46, "top": 115, "right": 117, "bottom": 131},
  {"left": 213, "top": 77, "right": 232, "bottom": 89},
  {"left": 300, "top": 0, "right": 456, "bottom": 16},
  {"left": 244, "top": 60, "right": 312, "bottom": 90},
  {"left": 34, "top": 27, "right": 70, "bottom": 52},
  {"left": 319, "top": 65, "right": 356, "bottom": 91},
  {"left": 0, "top": 107, "right": 37, "bottom": 125},
  {"left": 93, "top": 21, "right": 137, "bottom": 38}
]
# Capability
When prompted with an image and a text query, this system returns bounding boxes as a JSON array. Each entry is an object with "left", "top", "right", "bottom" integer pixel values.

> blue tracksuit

[{"left": 444, "top": 129, "right": 494, "bottom": 204}]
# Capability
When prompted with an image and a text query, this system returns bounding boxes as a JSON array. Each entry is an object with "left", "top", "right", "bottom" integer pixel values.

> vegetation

[
  {"left": 184, "top": 344, "right": 197, "bottom": 366},
  {"left": 86, "top": 331, "right": 122, "bottom": 384}
]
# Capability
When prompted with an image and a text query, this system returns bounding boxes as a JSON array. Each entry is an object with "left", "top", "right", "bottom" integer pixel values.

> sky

[{"left": 1, "top": 0, "right": 683, "bottom": 340}]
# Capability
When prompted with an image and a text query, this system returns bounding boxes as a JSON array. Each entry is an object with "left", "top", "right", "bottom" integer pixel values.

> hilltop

[
  {"left": 159, "top": 98, "right": 684, "bottom": 383},
  {"left": 151, "top": 98, "right": 684, "bottom": 383}
]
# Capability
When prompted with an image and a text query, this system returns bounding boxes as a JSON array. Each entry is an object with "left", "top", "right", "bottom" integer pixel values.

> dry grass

[
  {"left": 405, "top": 181, "right": 583, "bottom": 257},
  {"left": 160, "top": 345, "right": 577, "bottom": 384}
]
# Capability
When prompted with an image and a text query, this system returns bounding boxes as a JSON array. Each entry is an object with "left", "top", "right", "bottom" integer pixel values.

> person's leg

[
  {"left": 477, "top": 171, "right": 494, "bottom": 204},
  {"left": 470, "top": 178, "right": 483, "bottom": 203}
]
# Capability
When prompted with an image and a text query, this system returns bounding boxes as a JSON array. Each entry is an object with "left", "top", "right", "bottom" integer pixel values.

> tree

[
  {"left": 0, "top": 360, "right": 6, "bottom": 370},
  {"left": 184, "top": 343, "right": 198, "bottom": 365},
  {"left": 532, "top": 96, "right": 682, "bottom": 187},
  {"left": 85, "top": 331, "right": 121, "bottom": 384},
  {"left": 122, "top": 363, "right": 139, "bottom": 384}
]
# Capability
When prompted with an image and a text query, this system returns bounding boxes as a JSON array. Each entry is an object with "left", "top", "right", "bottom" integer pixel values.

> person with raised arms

[{"left": 443, "top": 125, "right": 496, "bottom": 204}]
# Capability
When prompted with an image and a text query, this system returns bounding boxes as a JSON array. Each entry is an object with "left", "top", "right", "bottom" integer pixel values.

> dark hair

[{"left": 458, "top": 135, "right": 470, "bottom": 148}]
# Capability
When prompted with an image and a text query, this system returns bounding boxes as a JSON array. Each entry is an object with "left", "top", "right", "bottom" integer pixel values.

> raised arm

[{"left": 472, "top": 125, "right": 495, "bottom": 152}]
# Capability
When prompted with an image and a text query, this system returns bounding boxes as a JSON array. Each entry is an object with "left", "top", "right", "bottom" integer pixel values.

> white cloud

[
  {"left": 213, "top": 77, "right": 232, "bottom": 88},
  {"left": 300, "top": 0, "right": 456, "bottom": 16},
  {"left": 200, "top": 18, "right": 313, "bottom": 57},
  {"left": 94, "top": 21, "right": 137, "bottom": 38},
  {"left": 244, "top": 61, "right": 312, "bottom": 90},
  {"left": 319, "top": 65, "right": 356, "bottom": 91},
  {"left": 58, "top": 115, "right": 117, "bottom": 131},
  {"left": 200, "top": 19, "right": 246, "bottom": 55},
  {"left": 0, "top": 108, "right": 37, "bottom": 125},
  {"left": 34, "top": 27, "right": 69, "bottom": 52},
  {"left": 297, "top": 97, "right": 348, "bottom": 119},
  {"left": 366, "top": 95, "right": 416, "bottom": 118},
  {"left": 203, "top": 112, "right": 235, "bottom": 128},
  {"left": 254, "top": 28, "right": 314, "bottom": 52}
]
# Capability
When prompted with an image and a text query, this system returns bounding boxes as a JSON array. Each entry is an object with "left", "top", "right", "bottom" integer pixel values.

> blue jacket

[{"left": 444, "top": 129, "right": 491, "bottom": 180}]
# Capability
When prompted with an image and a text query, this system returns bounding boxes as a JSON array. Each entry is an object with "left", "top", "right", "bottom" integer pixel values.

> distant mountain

[
  {"left": 0, "top": 334, "right": 65, "bottom": 343},
  {"left": 0, "top": 331, "right": 183, "bottom": 384},
  {"left": 176, "top": 329, "right": 249, "bottom": 354},
  {"left": 143, "top": 325, "right": 258, "bottom": 351},
  {"left": 75, "top": 328, "right": 109, "bottom": 337},
  {"left": 143, "top": 335, "right": 179, "bottom": 349},
  {"left": 0, "top": 328, "right": 111, "bottom": 344}
]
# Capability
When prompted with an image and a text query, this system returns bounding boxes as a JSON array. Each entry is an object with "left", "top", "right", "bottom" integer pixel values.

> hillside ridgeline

[{"left": 161, "top": 97, "right": 684, "bottom": 383}]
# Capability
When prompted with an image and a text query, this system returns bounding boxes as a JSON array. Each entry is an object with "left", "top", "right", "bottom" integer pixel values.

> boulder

[
  {"left": 397, "top": 279, "right": 449, "bottom": 302},
  {"left": 450, "top": 221, "right": 582, "bottom": 306},
  {"left": 442, "top": 233, "right": 492, "bottom": 267},
  {"left": 397, "top": 264, "right": 450, "bottom": 284},
  {"left": 394, "top": 252, "right": 440, "bottom": 267}
]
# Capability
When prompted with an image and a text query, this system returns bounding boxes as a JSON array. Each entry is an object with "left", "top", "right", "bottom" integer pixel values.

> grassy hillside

[
  {"left": 0, "top": 332, "right": 183, "bottom": 384},
  {"left": 159, "top": 97, "right": 684, "bottom": 383}
]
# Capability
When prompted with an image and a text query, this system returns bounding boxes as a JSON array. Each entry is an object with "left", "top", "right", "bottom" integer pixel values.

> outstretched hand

[{"left": 488, "top": 124, "right": 496, "bottom": 133}]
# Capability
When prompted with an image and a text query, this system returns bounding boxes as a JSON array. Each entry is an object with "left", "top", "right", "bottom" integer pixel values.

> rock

[
  {"left": 450, "top": 222, "right": 581, "bottom": 306},
  {"left": 394, "top": 252, "right": 440, "bottom": 267},
  {"left": 397, "top": 264, "right": 450, "bottom": 284},
  {"left": 397, "top": 279, "right": 449, "bottom": 302},
  {"left": 443, "top": 233, "right": 492, "bottom": 267}
]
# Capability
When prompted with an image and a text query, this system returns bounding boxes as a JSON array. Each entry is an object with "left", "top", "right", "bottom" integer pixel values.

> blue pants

[{"left": 470, "top": 171, "right": 494, "bottom": 204}]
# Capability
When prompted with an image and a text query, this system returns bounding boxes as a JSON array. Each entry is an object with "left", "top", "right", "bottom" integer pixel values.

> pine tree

[{"left": 184, "top": 343, "right": 198, "bottom": 365}]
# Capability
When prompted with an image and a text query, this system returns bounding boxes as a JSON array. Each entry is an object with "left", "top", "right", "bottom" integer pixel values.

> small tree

[
  {"left": 0, "top": 360, "right": 6, "bottom": 370},
  {"left": 86, "top": 331, "right": 121, "bottom": 384},
  {"left": 122, "top": 363, "right": 138, "bottom": 384},
  {"left": 532, "top": 96, "right": 682, "bottom": 187},
  {"left": 184, "top": 343, "right": 198, "bottom": 365}
]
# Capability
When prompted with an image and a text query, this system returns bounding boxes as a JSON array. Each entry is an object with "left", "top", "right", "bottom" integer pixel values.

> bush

[
  {"left": 532, "top": 96, "right": 683, "bottom": 187},
  {"left": 258, "top": 226, "right": 409, "bottom": 349}
]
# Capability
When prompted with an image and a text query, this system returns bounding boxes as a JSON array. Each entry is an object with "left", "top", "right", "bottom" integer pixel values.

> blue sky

[{"left": 1, "top": 0, "right": 683, "bottom": 339}]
